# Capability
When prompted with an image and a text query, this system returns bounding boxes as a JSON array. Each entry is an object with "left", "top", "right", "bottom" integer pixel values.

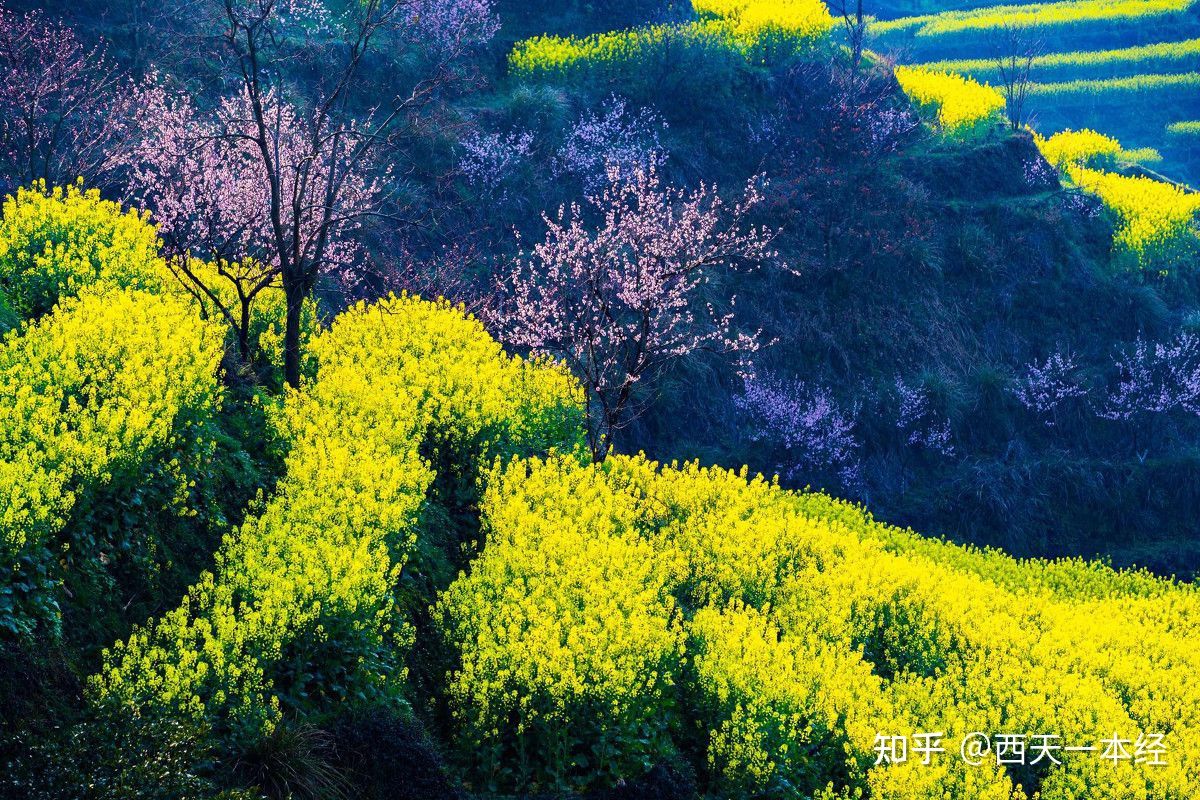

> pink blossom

[
  {"left": 0, "top": 3, "right": 132, "bottom": 187},
  {"left": 864, "top": 107, "right": 919, "bottom": 156},
  {"left": 895, "top": 377, "right": 955, "bottom": 457},
  {"left": 497, "top": 163, "right": 778, "bottom": 456},
  {"left": 556, "top": 96, "right": 668, "bottom": 192},
  {"left": 1013, "top": 350, "right": 1088, "bottom": 424},
  {"left": 117, "top": 78, "right": 379, "bottom": 275},
  {"left": 736, "top": 374, "right": 861, "bottom": 486},
  {"left": 1101, "top": 334, "right": 1200, "bottom": 420},
  {"left": 458, "top": 129, "right": 535, "bottom": 198},
  {"left": 402, "top": 0, "right": 500, "bottom": 56}
]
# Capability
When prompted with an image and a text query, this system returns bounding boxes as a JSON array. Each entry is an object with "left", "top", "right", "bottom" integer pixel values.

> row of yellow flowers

[
  {"left": 438, "top": 453, "right": 1200, "bottom": 797},
  {"left": 509, "top": 0, "right": 833, "bottom": 78},
  {"left": 91, "top": 294, "right": 584, "bottom": 739},
  {"left": 918, "top": 37, "right": 1200, "bottom": 82},
  {"left": 0, "top": 185, "right": 228, "bottom": 637},
  {"left": 894, "top": 66, "right": 1006, "bottom": 139},
  {"left": 873, "top": 0, "right": 1196, "bottom": 38},
  {"left": 1035, "top": 129, "right": 1200, "bottom": 269}
]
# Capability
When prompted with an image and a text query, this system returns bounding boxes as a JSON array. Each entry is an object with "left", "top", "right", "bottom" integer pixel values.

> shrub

[
  {"left": 0, "top": 182, "right": 168, "bottom": 319},
  {"left": 0, "top": 288, "right": 224, "bottom": 637},
  {"left": 436, "top": 455, "right": 684, "bottom": 793}
]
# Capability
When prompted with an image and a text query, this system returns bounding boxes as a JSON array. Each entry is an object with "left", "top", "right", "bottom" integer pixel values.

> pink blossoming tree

[
  {"left": 895, "top": 377, "right": 955, "bottom": 457},
  {"left": 118, "top": 0, "right": 498, "bottom": 386},
  {"left": 555, "top": 95, "right": 668, "bottom": 193},
  {"left": 498, "top": 164, "right": 777, "bottom": 457},
  {"left": 118, "top": 79, "right": 380, "bottom": 363},
  {"left": 0, "top": 3, "right": 132, "bottom": 189}
]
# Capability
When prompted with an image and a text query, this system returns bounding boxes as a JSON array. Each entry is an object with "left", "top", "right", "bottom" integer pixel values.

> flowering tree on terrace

[
  {"left": 499, "top": 164, "right": 777, "bottom": 458},
  {"left": 118, "top": 0, "right": 498, "bottom": 387},
  {"left": 1012, "top": 350, "right": 1088, "bottom": 425},
  {"left": 118, "top": 79, "right": 380, "bottom": 363},
  {"left": 0, "top": 4, "right": 132, "bottom": 190}
]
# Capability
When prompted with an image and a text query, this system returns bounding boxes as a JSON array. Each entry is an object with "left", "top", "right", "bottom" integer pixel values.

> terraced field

[{"left": 873, "top": 0, "right": 1200, "bottom": 185}]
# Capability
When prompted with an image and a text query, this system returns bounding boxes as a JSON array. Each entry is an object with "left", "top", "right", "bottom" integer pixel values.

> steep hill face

[
  {"left": 634, "top": 107, "right": 1200, "bottom": 574},
  {"left": 872, "top": 0, "right": 1200, "bottom": 186},
  {"left": 484, "top": 34, "right": 1200, "bottom": 573}
]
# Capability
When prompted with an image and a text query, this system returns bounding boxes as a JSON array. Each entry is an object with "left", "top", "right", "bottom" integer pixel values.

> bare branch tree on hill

[
  {"left": 831, "top": 0, "right": 869, "bottom": 70},
  {"left": 992, "top": 22, "right": 1042, "bottom": 131}
]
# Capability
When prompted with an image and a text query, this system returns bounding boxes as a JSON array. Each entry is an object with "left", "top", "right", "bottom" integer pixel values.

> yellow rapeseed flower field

[
  {"left": 4, "top": 178, "right": 1198, "bottom": 797},
  {"left": 894, "top": 66, "right": 1007, "bottom": 139},
  {"left": 438, "top": 453, "right": 1200, "bottom": 797}
]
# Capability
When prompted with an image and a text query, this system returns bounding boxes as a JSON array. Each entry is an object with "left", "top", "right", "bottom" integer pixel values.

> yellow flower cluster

[
  {"left": 0, "top": 184, "right": 228, "bottom": 636},
  {"left": 691, "top": 0, "right": 834, "bottom": 45},
  {"left": 1068, "top": 166, "right": 1200, "bottom": 268},
  {"left": 436, "top": 455, "right": 684, "bottom": 791},
  {"left": 894, "top": 66, "right": 1006, "bottom": 139},
  {"left": 91, "top": 295, "right": 584, "bottom": 739},
  {"left": 1035, "top": 129, "right": 1126, "bottom": 170},
  {"left": 510, "top": 21, "right": 734, "bottom": 78},
  {"left": 0, "top": 182, "right": 312, "bottom": 382},
  {"left": 1032, "top": 132, "right": 1199, "bottom": 269},
  {"left": 0, "top": 182, "right": 170, "bottom": 319},
  {"left": 1167, "top": 120, "right": 1200, "bottom": 137},
  {"left": 508, "top": 0, "right": 833, "bottom": 78},
  {"left": 874, "top": 0, "right": 1195, "bottom": 37},
  {"left": 0, "top": 289, "right": 225, "bottom": 558},
  {"left": 440, "top": 452, "right": 1200, "bottom": 797}
]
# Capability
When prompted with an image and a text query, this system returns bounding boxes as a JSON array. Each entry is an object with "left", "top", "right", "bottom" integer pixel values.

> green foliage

[
  {"left": 3, "top": 712, "right": 256, "bottom": 800},
  {"left": 0, "top": 288, "right": 16, "bottom": 334}
]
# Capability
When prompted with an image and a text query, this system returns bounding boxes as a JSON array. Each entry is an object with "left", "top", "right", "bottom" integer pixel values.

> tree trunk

[
  {"left": 283, "top": 274, "right": 308, "bottom": 389},
  {"left": 238, "top": 296, "right": 252, "bottom": 364}
]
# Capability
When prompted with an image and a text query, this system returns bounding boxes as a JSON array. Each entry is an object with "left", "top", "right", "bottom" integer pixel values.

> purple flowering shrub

[
  {"left": 895, "top": 377, "right": 955, "bottom": 457},
  {"left": 735, "top": 373, "right": 862, "bottom": 488},
  {"left": 555, "top": 96, "right": 668, "bottom": 193},
  {"left": 1101, "top": 334, "right": 1200, "bottom": 421},
  {"left": 1012, "top": 350, "right": 1088, "bottom": 425}
]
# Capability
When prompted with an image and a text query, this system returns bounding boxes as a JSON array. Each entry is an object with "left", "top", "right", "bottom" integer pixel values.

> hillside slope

[
  {"left": 0, "top": 185, "right": 1197, "bottom": 800},
  {"left": 3, "top": 1, "right": 1200, "bottom": 798}
]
